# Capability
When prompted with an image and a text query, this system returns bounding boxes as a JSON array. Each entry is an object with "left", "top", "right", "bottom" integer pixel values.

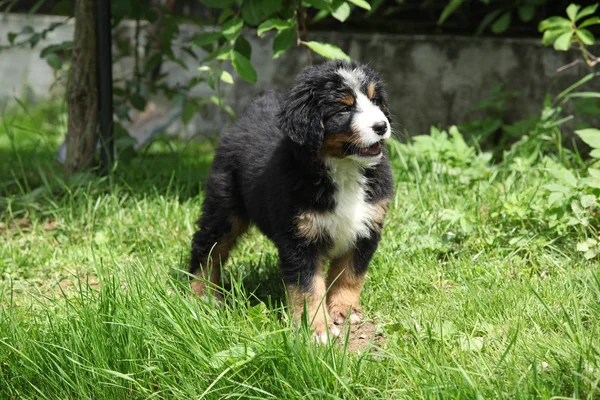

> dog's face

[{"left": 278, "top": 60, "right": 392, "bottom": 165}]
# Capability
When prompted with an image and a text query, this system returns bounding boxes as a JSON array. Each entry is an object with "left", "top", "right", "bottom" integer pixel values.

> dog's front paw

[
  {"left": 312, "top": 320, "right": 341, "bottom": 344},
  {"left": 328, "top": 304, "right": 363, "bottom": 325}
]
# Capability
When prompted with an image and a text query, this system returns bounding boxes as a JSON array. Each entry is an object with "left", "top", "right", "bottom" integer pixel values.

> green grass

[{"left": 1, "top": 103, "right": 600, "bottom": 399}]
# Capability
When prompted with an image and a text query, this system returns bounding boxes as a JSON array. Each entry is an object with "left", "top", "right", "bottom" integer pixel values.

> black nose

[{"left": 372, "top": 121, "right": 387, "bottom": 136}]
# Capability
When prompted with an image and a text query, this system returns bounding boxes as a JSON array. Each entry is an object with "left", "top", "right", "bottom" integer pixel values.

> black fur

[{"left": 190, "top": 60, "right": 394, "bottom": 295}]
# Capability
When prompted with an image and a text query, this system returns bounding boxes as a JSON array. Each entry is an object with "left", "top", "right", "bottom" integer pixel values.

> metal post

[{"left": 96, "top": 0, "right": 114, "bottom": 174}]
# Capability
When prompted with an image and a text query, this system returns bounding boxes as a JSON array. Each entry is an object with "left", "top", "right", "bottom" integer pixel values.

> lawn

[{"left": 1, "top": 102, "right": 599, "bottom": 399}]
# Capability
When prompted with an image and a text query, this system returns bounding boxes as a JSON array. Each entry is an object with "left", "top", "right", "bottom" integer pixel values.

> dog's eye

[{"left": 340, "top": 105, "right": 352, "bottom": 113}]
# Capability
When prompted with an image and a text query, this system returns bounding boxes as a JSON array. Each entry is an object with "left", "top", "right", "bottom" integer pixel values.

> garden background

[{"left": 1, "top": 0, "right": 600, "bottom": 398}]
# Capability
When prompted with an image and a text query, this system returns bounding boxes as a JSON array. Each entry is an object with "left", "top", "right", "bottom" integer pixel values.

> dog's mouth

[
  {"left": 343, "top": 141, "right": 382, "bottom": 157},
  {"left": 358, "top": 142, "right": 382, "bottom": 156}
]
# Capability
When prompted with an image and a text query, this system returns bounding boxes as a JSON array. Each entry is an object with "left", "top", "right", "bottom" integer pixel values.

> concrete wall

[{"left": 1, "top": 14, "right": 598, "bottom": 137}]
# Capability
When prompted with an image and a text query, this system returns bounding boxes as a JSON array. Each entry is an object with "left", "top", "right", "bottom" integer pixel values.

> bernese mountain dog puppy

[{"left": 189, "top": 59, "right": 394, "bottom": 343}]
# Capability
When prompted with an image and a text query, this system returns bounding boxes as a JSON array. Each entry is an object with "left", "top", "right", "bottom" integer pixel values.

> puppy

[{"left": 189, "top": 60, "right": 394, "bottom": 342}]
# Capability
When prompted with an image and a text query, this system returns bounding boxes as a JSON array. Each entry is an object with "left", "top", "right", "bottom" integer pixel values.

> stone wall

[{"left": 1, "top": 14, "right": 598, "bottom": 137}]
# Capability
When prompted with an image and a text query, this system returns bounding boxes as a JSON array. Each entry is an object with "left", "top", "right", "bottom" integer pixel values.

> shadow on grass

[
  {"left": 223, "top": 255, "right": 288, "bottom": 309},
  {"left": 0, "top": 136, "right": 215, "bottom": 214}
]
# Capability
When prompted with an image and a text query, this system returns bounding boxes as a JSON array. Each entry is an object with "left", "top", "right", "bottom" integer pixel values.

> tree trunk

[{"left": 65, "top": 0, "right": 98, "bottom": 176}]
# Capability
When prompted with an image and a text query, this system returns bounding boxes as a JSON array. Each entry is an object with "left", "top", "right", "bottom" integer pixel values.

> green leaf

[
  {"left": 257, "top": 18, "right": 293, "bottom": 36},
  {"left": 576, "top": 29, "right": 595, "bottom": 45},
  {"left": 576, "top": 4, "right": 598, "bottom": 21},
  {"left": 584, "top": 248, "right": 598, "bottom": 259},
  {"left": 591, "top": 149, "right": 600, "bottom": 159},
  {"left": 217, "top": 50, "right": 232, "bottom": 60},
  {"left": 475, "top": 9, "right": 502, "bottom": 35},
  {"left": 208, "top": 95, "right": 224, "bottom": 107},
  {"left": 440, "top": 321, "right": 457, "bottom": 337},
  {"left": 548, "top": 191, "right": 564, "bottom": 206},
  {"left": 518, "top": 6, "right": 534, "bottom": 22},
  {"left": 580, "top": 17, "right": 600, "bottom": 28},
  {"left": 231, "top": 51, "right": 257, "bottom": 83},
  {"left": 544, "top": 183, "right": 571, "bottom": 194},
  {"left": 538, "top": 16, "right": 571, "bottom": 31},
  {"left": 588, "top": 168, "right": 600, "bottom": 179},
  {"left": 45, "top": 53, "right": 62, "bottom": 70},
  {"left": 581, "top": 194, "right": 598, "bottom": 208},
  {"left": 203, "top": 45, "right": 233, "bottom": 63},
  {"left": 577, "top": 241, "right": 590, "bottom": 252},
  {"left": 312, "top": 9, "right": 331, "bottom": 22},
  {"left": 491, "top": 12, "right": 511, "bottom": 34},
  {"left": 542, "top": 28, "right": 569, "bottom": 46},
  {"left": 7, "top": 32, "right": 17, "bottom": 44},
  {"left": 222, "top": 18, "right": 243, "bottom": 42},
  {"left": 273, "top": 28, "right": 296, "bottom": 58},
  {"left": 40, "top": 41, "right": 72, "bottom": 58},
  {"left": 199, "top": 0, "right": 234, "bottom": 8},
  {"left": 303, "top": 41, "right": 350, "bottom": 60},
  {"left": 242, "top": 0, "right": 263, "bottom": 26},
  {"left": 332, "top": 1, "right": 351, "bottom": 22},
  {"left": 220, "top": 70, "right": 234, "bottom": 84},
  {"left": 553, "top": 31, "right": 574, "bottom": 50},
  {"left": 575, "top": 128, "right": 600, "bottom": 148},
  {"left": 29, "top": 33, "right": 40, "bottom": 48},
  {"left": 581, "top": 177, "right": 600, "bottom": 188},
  {"left": 182, "top": 101, "right": 196, "bottom": 125},
  {"left": 459, "top": 336, "right": 484, "bottom": 352},
  {"left": 218, "top": 7, "right": 235, "bottom": 24},
  {"left": 304, "top": 0, "right": 332, "bottom": 11},
  {"left": 193, "top": 32, "right": 222, "bottom": 47},
  {"left": 438, "top": 0, "right": 464, "bottom": 24},
  {"left": 347, "top": 0, "right": 371, "bottom": 10},
  {"left": 548, "top": 167, "right": 578, "bottom": 188},
  {"left": 234, "top": 35, "right": 252, "bottom": 59},
  {"left": 566, "top": 4, "right": 581, "bottom": 22},
  {"left": 130, "top": 94, "right": 146, "bottom": 111},
  {"left": 262, "top": 0, "right": 282, "bottom": 18}
]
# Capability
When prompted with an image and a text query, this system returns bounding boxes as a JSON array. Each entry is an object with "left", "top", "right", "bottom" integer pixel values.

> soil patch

[{"left": 336, "top": 320, "right": 385, "bottom": 353}]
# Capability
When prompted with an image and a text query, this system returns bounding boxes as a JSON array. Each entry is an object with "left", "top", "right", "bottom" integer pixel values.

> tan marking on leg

[
  {"left": 326, "top": 252, "right": 366, "bottom": 325},
  {"left": 191, "top": 216, "right": 248, "bottom": 299},
  {"left": 287, "top": 259, "right": 339, "bottom": 343},
  {"left": 369, "top": 198, "right": 391, "bottom": 232},
  {"left": 190, "top": 242, "right": 229, "bottom": 298},
  {"left": 367, "top": 82, "right": 376, "bottom": 100}
]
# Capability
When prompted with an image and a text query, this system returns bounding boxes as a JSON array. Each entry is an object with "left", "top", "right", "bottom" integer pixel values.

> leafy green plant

[
  {"left": 459, "top": 84, "right": 530, "bottom": 155},
  {"left": 2, "top": 0, "right": 368, "bottom": 165},
  {"left": 438, "top": 0, "right": 547, "bottom": 35},
  {"left": 538, "top": 3, "right": 600, "bottom": 65}
]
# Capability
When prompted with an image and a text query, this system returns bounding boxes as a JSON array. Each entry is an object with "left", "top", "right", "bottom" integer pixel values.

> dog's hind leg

[{"left": 189, "top": 205, "right": 248, "bottom": 300}]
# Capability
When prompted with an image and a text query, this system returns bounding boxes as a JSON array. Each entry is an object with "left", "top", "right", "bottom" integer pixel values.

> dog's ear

[{"left": 277, "top": 81, "right": 324, "bottom": 152}]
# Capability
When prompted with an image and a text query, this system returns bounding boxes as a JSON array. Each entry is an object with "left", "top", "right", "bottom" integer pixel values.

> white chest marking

[{"left": 318, "top": 159, "right": 376, "bottom": 258}]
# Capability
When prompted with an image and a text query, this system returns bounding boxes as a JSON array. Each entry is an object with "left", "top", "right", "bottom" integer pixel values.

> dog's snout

[{"left": 372, "top": 121, "right": 387, "bottom": 136}]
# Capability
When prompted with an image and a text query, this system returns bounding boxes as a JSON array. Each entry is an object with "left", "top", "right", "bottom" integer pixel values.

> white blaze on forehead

[
  {"left": 337, "top": 68, "right": 366, "bottom": 93},
  {"left": 336, "top": 68, "right": 390, "bottom": 148}
]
